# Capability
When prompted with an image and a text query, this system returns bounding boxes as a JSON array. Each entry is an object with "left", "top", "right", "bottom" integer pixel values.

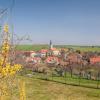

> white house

[
  {"left": 51, "top": 48, "right": 61, "bottom": 56},
  {"left": 39, "top": 49, "right": 48, "bottom": 57}
]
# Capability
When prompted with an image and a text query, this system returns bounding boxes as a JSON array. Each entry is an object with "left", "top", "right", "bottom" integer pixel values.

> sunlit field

[{"left": 11, "top": 74, "right": 100, "bottom": 100}]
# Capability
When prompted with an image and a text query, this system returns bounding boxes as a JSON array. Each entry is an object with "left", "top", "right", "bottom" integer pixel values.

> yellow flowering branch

[
  {"left": 0, "top": 25, "right": 25, "bottom": 100},
  {"left": 0, "top": 24, "right": 22, "bottom": 78},
  {"left": 19, "top": 80, "right": 26, "bottom": 100}
]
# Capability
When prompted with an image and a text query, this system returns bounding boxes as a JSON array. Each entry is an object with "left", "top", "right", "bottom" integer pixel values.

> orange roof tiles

[
  {"left": 90, "top": 57, "right": 100, "bottom": 64},
  {"left": 40, "top": 49, "right": 48, "bottom": 53}
]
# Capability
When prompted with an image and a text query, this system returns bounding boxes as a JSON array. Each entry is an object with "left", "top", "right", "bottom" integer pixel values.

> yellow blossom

[{"left": 4, "top": 24, "right": 9, "bottom": 33}]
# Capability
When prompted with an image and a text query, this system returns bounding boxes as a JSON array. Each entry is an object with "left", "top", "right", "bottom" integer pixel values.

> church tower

[{"left": 49, "top": 40, "right": 53, "bottom": 49}]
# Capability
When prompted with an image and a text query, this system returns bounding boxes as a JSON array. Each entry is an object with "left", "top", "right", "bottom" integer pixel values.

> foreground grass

[{"left": 10, "top": 75, "right": 100, "bottom": 100}]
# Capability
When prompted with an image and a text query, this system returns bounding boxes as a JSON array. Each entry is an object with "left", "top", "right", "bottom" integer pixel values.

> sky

[{"left": 0, "top": 0, "right": 100, "bottom": 45}]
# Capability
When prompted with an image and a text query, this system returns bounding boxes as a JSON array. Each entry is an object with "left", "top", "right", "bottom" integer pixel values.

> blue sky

[{"left": 0, "top": 0, "right": 100, "bottom": 45}]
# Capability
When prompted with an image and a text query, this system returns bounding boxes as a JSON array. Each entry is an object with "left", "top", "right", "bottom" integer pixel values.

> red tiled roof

[
  {"left": 40, "top": 49, "right": 48, "bottom": 53},
  {"left": 45, "top": 56, "right": 59, "bottom": 63},
  {"left": 90, "top": 57, "right": 100, "bottom": 64},
  {"left": 50, "top": 48, "right": 57, "bottom": 51}
]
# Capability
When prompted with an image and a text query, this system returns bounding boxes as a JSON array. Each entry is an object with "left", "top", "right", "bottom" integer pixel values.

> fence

[{"left": 32, "top": 71, "right": 100, "bottom": 89}]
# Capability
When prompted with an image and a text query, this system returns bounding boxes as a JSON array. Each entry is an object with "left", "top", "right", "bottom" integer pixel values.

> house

[
  {"left": 30, "top": 51, "right": 37, "bottom": 58},
  {"left": 67, "top": 53, "right": 82, "bottom": 64},
  {"left": 39, "top": 49, "right": 48, "bottom": 57},
  {"left": 45, "top": 56, "right": 59, "bottom": 65},
  {"left": 90, "top": 56, "right": 100, "bottom": 64},
  {"left": 50, "top": 48, "right": 61, "bottom": 56},
  {"left": 48, "top": 40, "right": 60, "bottom": 56},
  {"left": 25, "top": 57, "right": 41, "bottom": 64},
  {"left": 32, "top": 57, "right": 41, "bottom": 64},
  {"left": 23, "top": 51, "right": 31, "bottom": 57}
]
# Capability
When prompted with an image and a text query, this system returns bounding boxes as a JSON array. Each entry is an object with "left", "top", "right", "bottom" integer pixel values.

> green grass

[
  {"left": 72, "top": 46, "right": 100, "bottom": 52},
  {"left": 15, "top": 44, "right": 48, "bottom": 51},
  {"left": 11, "top": 74, "right": 100, "bottom": 100},
  {"left": 32, "top": 72, "right": 100, "bottom": 89},
  {"left": 15, "top": 44, "right": 100, "bottom": 52},
  {"left": 3, "top": 72, "right": 100, "bottom": 100},
  {"left": 55, "top": 45, "right": 100, "bottom": 52}
]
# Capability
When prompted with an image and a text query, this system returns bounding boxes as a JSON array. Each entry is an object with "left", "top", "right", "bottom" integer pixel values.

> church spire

[{"left": 49, "top": 40, "right": 53, "bottom": 49}]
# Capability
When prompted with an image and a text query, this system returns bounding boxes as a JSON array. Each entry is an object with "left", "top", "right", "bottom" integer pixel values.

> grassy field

[
  {"left": 10, "top": 74, "right": 100, "bottom": 100},
  {"left": 15, "top": 44, "right": 48, "bottom": 51},
  {"left": 1, "top": 70, "right": 100, "bottom": 100},
  {"left": 31, "top": 72, "right": 100, "bottom": 89},
  {"left": 15, "top": 44, "right": 100, "bottom": 52}
]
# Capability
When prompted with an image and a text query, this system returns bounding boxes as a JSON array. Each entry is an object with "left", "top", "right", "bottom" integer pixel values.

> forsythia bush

[
  {"left": 0, "top": 24, "right": 25, "bottom": 100},
  {"left": 0, "top": 24, "right": 22, "bottom": 78},
  {"left": 0, "top": 63, "right": 22, "bottom": 77},
  {"left": 0, "top": 41, "right": 22, "bottom": 78}
]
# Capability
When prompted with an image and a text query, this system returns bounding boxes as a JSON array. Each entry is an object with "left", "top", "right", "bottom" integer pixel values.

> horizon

[{"left": 18, "top": 43, "right": 100, "bottom": 47}]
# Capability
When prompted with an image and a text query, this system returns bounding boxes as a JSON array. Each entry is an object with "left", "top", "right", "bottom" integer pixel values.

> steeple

[{"left": 49, "top": 40, "right": 53, "bottom": 49}]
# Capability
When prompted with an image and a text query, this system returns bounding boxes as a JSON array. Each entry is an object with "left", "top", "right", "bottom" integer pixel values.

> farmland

[
  {"left": 15, "top": 44, "right": 48, "bottom": 51},
  {"left": 15, "top": 44, "right": 100, "bottom": 52}
]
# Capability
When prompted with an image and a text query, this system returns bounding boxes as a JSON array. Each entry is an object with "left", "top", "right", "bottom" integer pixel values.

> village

[
  {"left": 13, "top": 40, "right": 100, "bottom": 81},
  {"left": 17, "top": 41, "right": 100, "bottom": 65}
]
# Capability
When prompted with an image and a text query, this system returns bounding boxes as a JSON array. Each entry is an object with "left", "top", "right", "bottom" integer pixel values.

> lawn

[{"left": 8, "top": 74, "right": 100, "bottom": 100}]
